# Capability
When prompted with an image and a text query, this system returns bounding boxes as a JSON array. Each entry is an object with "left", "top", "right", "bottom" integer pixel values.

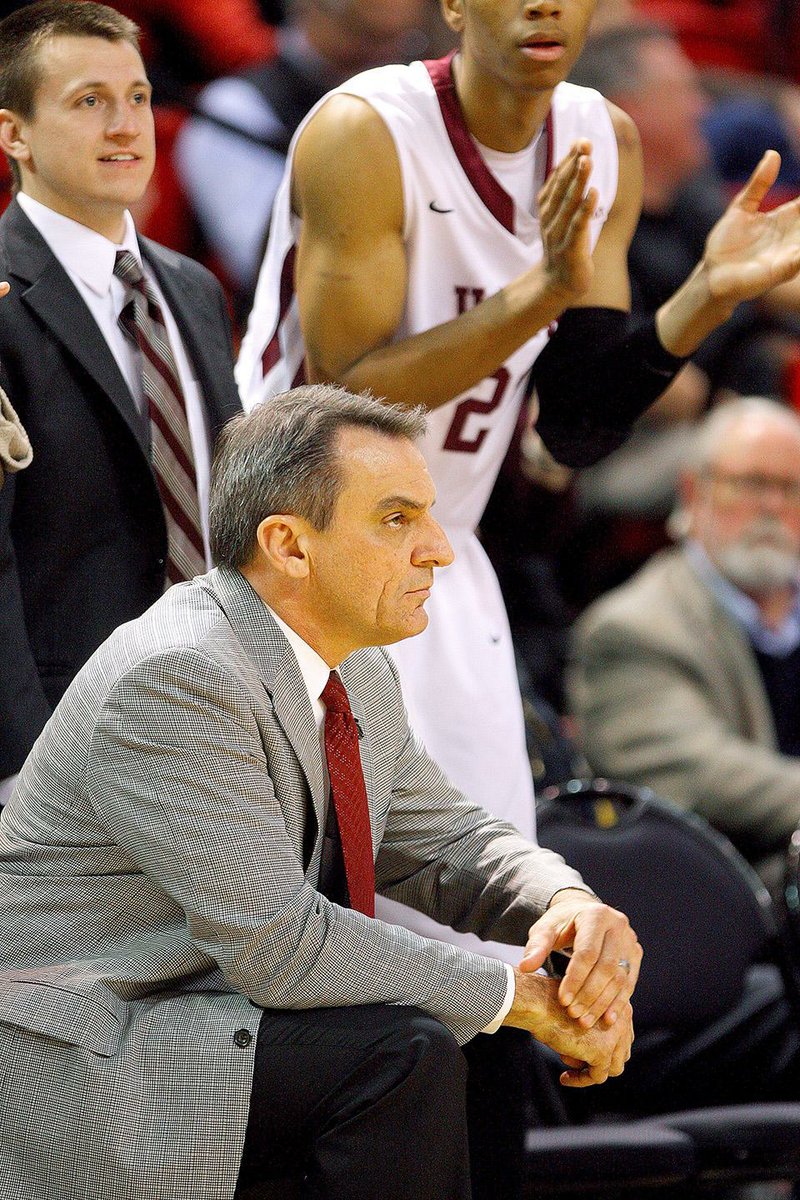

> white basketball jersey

[
  {"left": 238, "top": 56, "right": 618, "bottom": 536},
  {"left": 238, "top": 57, "right": 619, "bottom": 962}
]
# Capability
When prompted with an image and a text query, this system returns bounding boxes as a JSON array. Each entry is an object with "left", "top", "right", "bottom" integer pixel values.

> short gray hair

[
  {"left": 668, "top": 396, "right": 800, "bottom": 539},
  {"left": 210, "top": 383, "right": 427, "bottom": 569},
  {"left": 690, "top": 396, "right": 800, "bottom": 474}
]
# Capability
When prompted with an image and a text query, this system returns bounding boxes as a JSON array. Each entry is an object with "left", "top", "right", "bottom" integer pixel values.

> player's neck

[{"left": 453, "top": 53, "right": 552, "bottom": 153}]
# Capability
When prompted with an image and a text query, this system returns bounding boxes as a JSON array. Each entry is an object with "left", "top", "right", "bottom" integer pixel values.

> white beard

[{"left": 714, "top": 521, "right": 800, "bottom": 593}]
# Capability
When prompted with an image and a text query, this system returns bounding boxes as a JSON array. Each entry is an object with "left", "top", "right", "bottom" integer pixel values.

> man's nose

[
  {"left": 107, "top": 101, "right": 140, "bottom": 138},
  {"left": 416, "top": 518, "right": 454, "bottom": 569}
]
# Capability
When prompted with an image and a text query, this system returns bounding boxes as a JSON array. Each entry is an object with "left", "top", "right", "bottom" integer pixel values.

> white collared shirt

[
  {"left": 16, "top": 193, "right": 214, "bottom": 567},
  {"left": 269, "top": 607, "right": 330, "bottom": 762},
  {"left": 267, "top": 605, "right": 514, "bottom": 1032}
]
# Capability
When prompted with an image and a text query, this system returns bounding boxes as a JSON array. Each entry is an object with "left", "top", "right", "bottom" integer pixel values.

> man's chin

[
  {"left": 717, "top": 543, "right": 800, "bottom": 593},
  {"left": 380, "top": 610, "right": 430, "bottom": 646}
]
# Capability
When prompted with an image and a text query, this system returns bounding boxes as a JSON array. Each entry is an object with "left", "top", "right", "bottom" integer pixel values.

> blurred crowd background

[{"left": 4, "top": 0, "right": 800, "bottom": 751}]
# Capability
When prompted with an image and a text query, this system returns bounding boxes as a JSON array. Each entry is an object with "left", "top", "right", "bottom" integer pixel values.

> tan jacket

[{"left": 568, "top": 547, "right": 800, "bottom": 871}]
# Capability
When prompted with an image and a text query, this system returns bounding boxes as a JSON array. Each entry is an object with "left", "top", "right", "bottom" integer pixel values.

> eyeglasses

[{"left": 703, "top": 469, "right": 800, "bottom": 506}]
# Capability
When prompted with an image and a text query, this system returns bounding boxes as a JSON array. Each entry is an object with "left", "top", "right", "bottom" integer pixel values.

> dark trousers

[
  {"left": 462, "top": 1026, "right": 533, "bottom": 1200},
  {"left": 235, "top": 1004, "right": 472, "bottom": 1200}
]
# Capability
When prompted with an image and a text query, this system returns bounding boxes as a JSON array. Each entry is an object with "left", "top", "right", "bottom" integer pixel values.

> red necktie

[
  {"left": 114, "top": 250, "right": 206, "bottom": 586},
  {"left": 322, "top": 671, "right": 375, "bottom": 917}
]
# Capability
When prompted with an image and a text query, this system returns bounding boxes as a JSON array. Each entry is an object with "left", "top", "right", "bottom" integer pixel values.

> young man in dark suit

[{"left": 0, "top": 1, "right": 241, "bottom": 797}]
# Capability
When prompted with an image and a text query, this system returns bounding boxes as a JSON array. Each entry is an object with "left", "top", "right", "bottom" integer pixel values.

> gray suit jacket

[
  {"left": 0, "top": 567, "right": 583, "bottom": 1200},
  {"left": 568, "top": 547, "right": 800, "bottom": 869}
]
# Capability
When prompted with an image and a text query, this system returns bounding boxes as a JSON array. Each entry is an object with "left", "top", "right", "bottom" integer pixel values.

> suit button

[{"left": 234, "top": 1028, "right": 253, "bottom": 1048}]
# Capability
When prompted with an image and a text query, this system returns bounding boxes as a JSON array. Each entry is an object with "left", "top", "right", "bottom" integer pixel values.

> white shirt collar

[
  {"left": 268, "top": 606, "right": 333, "bottom": 705},
  {"left": 16, "top": 192, "right": 141, "bottom": 297}
]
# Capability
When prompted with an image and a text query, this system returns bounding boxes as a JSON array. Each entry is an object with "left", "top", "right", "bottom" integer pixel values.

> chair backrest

[{"left": 537, "top": 779, "right": 778, "bottom": 1031}]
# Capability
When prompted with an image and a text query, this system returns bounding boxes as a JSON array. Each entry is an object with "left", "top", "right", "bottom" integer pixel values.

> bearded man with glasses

[{"left": 570, "top": 395, "right": 800, "bottom": 887}]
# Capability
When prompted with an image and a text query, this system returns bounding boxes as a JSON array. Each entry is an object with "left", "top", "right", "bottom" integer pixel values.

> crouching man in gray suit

[{"left": 0, "top": 385, "right": 640, "bottom": 1200}]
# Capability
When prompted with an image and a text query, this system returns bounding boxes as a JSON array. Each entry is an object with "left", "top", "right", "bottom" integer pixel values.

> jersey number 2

[{"left": 442, "top": 368, "right": 510, "bottom": 454}]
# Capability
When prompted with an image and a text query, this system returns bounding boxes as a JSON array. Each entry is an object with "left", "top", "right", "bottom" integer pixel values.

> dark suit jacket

[{"left": 0, "top": 199, "right": 242, "bottom": 776}]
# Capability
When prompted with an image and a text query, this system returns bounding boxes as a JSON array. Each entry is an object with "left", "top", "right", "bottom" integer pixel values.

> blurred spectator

[
  {"left": 634, "top": 0, "right": 800, "bottom": 197},
  {"left": 634, "top": 0, "right": 800, "bottom": 82},
  {"left": 176, "top": 0, "right": 427, "bottom": 306},
  {"left": 588, "top": 0, "right": 635, "bottom": 33},
  {"left": 569, "top": 398, "right": 800, "bottom": 887},
  {"left": 111, "top": 0, "right": 277, "bottom": 95}
]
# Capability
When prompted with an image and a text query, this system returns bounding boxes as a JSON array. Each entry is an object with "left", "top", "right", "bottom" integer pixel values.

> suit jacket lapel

[
  {"left": 675, "top": 549, "right": 779, "bottom": 748},
  {"left": 140, "top": 237, "right": 235, "bottom": 438},
  {"left": 208, "top": 567, "right": 327, "bottom": 830},
  {"left": 2, "top": 203, "right": 149, "bottom": 458}
]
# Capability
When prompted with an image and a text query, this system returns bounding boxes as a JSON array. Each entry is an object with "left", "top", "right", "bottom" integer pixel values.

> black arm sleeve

[{"left": 531, "top": 307, "right": 686, "bottom": 468}]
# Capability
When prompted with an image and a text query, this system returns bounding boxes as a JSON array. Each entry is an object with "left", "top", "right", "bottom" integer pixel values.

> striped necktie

[
  {"left": 322, "top": 670, "right": 375, "bottom": 917},
  {"left": 114, "top": 250, "right": 205, "bottom": 586}
]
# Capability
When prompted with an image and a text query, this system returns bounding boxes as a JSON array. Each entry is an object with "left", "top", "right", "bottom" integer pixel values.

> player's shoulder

[
  {"left": 300, "top": 60, "right": 429, "bottom": 148},
  {"left": 552, "top": 80, "right": 636, "bottom": 163},
  {"left": 603, "top": 99, "right": 642, "bottom": 159},
  {"left": 293, "top": 68, "right": 417, "bottom": 212}
]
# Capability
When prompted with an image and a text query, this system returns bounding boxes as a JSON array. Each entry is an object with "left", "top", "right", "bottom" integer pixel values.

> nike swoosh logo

[{"left": 429, "top": 201, "right": 454, "bottom": 214}]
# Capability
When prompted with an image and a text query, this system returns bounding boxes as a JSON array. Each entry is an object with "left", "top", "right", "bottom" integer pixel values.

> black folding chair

[{"left": 531, "top": 778, "right": 800, "bottom": 1192}]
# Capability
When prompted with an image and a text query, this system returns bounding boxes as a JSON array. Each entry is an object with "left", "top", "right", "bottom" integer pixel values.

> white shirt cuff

[{"left": 481, "top": 963, "right": 516, "bottom": 1034}]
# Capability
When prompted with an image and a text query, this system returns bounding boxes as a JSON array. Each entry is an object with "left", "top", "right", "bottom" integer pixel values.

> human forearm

[
  {"left": 376, "top": 711, "right": 588, "bottom": 939},
  {"left": 655, "top": 262, "right": 737, "bottom": 359},
  {"left": 533, "top": 309, "right": 686, "bottom": 467},
  {"left": 298, "top": 126, "right": 599, "bottom": 411},
  {"left": 312, "top": 265, "right": 573, "bottom": 412}
]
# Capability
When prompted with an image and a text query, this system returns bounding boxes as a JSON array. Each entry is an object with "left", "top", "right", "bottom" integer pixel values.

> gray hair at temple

[
  {"left": 667, "top": 396, "right": 800, "bottom": 539},
  {"left": 210, "top": 384, "right": 427, "bottom": 569}
]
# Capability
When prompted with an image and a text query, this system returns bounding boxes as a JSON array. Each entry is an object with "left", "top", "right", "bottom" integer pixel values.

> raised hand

[
  {"left": 703, "top": 150, "right": 800, "bottom": 304},
  {"left": 537, "top": 139, "right": 598, "bottom": 303}
]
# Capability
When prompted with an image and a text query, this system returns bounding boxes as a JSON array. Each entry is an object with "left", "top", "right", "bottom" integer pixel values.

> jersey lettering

[
  {"left": 442, "top": 368, "right": 510, "bottom": 454},
  {"left": 454, "top": 286, "right": 486, "bottom": 315}
]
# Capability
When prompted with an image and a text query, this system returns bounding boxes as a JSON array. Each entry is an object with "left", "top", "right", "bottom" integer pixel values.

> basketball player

[{"left": 237, "top": 3, "right": 800, "bottom": 1189}]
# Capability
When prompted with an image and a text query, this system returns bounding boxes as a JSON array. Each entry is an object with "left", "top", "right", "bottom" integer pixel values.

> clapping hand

[
  {"left": 538, "top": 139, "right": 597, "bottom": 304},
  {"left": 703, "top": 149, "right": 800, "bottom": 305}
]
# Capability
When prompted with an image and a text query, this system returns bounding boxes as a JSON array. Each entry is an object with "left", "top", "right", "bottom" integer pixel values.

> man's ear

[
  {"left": 670, "top": 468, "right": 700, "bottom": 540},
  {"left": 255, "top": 514, "right": 310, "bottom": 578},
  {"left": 440, "top": 0, "right": 465, "bottom": 35},
  {"left": 0, "top": 109, "right": 31, "bottom": 167},
  {"left": 678, "top": 468, "right": 700, "bottom": 510}
]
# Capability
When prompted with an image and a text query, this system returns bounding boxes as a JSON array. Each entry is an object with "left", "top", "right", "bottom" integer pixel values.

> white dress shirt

[{"left": 268, "top": 605, "right": 515, "bottom": 1032}]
